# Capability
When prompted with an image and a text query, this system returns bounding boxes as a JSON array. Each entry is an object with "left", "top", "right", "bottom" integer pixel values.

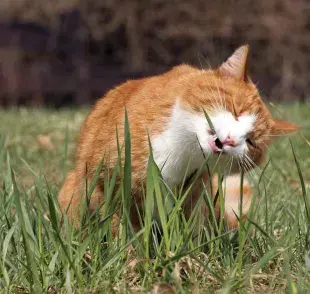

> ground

[{"left": 0, "top": 102, "right": 309, "bottom": 293}]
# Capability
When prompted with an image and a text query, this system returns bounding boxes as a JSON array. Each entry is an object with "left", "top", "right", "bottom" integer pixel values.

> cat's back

[
  {"left": 80, "top": 64, "right": 199, "bottom": 136},
  {"left": 86, "top": 64, "right": 198, "bottom": 120},
  {"left": 88, "top": 64, "right": 197, "bottom": 118},
  {"left": 76, "top": 65, "right": 201, "bottom": 167}
]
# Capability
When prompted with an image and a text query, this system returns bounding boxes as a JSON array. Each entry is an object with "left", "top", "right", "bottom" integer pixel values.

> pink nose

[{"left": 222, "top": 136, "right": 236, "bottom": 147}]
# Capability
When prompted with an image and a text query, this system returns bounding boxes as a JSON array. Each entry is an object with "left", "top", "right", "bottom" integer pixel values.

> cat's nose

[
  {"left": 222, "top": 135, "right": 236, "bottom": 147},
  {"left": 214, "top": 135, "right": 236, "bottom": 150}
]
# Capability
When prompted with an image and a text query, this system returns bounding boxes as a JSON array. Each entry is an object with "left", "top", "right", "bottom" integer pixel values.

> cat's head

[{"left": 182, "top": 45, "right": 299, "bottom": 165}]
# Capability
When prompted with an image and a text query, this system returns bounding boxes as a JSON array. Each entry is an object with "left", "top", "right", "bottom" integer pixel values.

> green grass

[{"left": 0, "top": 103, "right": 309, "bottom": 293}]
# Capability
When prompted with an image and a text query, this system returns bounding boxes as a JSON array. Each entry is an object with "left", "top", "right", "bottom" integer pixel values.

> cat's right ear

[
  {"left": 218, "top": 45, "right": 249, "bottom": 82},
  {"left": 271, "top": 118, "right": 300, "bottom": 135}
]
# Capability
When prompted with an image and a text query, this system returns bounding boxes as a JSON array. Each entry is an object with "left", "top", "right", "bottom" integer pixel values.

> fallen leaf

[
  {"left": 37, "top": 135, "right": 55, "bottom": 151},
  {"left": 55, "top": 134, "right": 65, "bottom": 141},
  {"left": 150, "top": 283, "right": 175, "bottom": 294}
]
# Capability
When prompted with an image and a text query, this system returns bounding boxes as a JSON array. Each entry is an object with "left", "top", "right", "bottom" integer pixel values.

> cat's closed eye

[{"left": 246, "top": 138, "right": 255, "bottom": 148}]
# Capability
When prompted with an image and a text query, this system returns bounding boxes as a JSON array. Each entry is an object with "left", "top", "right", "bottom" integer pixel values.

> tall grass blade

[
  {"left": 1, "top": 223, "right": 17, "bottom": 286},
  {"left": 203, "top": 109, "right": 215, "bottom": 133},
  {"left": 11, "top": 170, "right": 41, "bottom": 292},
  {"left": 123, "top": 109, "right": 132, "bottom": 238}
]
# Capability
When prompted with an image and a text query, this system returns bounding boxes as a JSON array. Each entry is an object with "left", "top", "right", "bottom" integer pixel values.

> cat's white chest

[
  {"left": 151, "top": 103, "right": 206, "bottom": 186},
  {"left": 151, "top": 130, "right": 205, "bottom": 186}
]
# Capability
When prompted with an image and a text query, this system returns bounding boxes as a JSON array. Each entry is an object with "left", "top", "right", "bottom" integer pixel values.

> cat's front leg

[
  {"left": 211, "top": 174, "right": 252, "bottom": 229},
  {"left": 183, "top": 172, "right": 252, "bottom": 230}
]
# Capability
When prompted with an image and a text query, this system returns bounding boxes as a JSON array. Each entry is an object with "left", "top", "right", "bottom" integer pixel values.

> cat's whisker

[
  {"left": 227, "top": 156, "right": 234, "bottom": 177},
  {"left": 244, "top": 165, "right": 257, "bottom": 184},
  {"left": 182, "top": 76, "right": 222, "bottom": 114},
  {"left": 244, "top": 154, "right": 261, "bottom": 172},
  {"left": 197, "top": 52, "right": 205, "bottom": 71},
  {"left": 260, "top": 140, "right": 273, "bottom": 154},
  {"left": 213, "top": 79, "right": 226, "bottom": 111},
  {"left": 237, "top": 156, "right": 256, "bottom": 183},
  {"left": 178, "top": 74, "right": 224, "bottom": 116},
  {"left": 212, "top": 88, "right": 223, "bottom": 111},
  {"left": 217, "top": 79, "right": 227, "bottom": 110},
  {"left": 244, "top": 154, "right": 271, "bottom": 181},
  {"left": 199, "top": 51, "right": 212, "bottom": 70},
  {"left": 238, "top": 154, "right": 256, "bottom": 181},
  {"left": 236, "top": 156, "right": 243, "bottom": 173},
  {"left": 245, "top": 160, "right": 258, "bottom": 181},
  {"left": 199, "top": 56, "right": 226, "bottom": 111},
  {"left": 204, "top": 81, "right": 224, "bottom": 112},
  {"left": 243, "top": 154, "right": 271, "bottom": 183},
  {"left": 219, "top": 82, "right": 228, "bottom": 111},
  {"left": 242, "top": 154, "right": 259, "bottom": 175},
  {"left": 262, "top": 134, "right": 285, "bottom": 137},
  {"left": 209, "top": 91, "right": 222, "bottom": 113},
  {"left": 198, "top": 54, "right": 224, "bottom": 108},
  {"left": 240, "top": 156, "right": 256, "bottom": 180}
]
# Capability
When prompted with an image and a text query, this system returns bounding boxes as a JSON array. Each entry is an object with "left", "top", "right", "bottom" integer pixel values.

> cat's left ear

[
  {"left": 218, "top": 45, "right": 249, "bottom": 81},
  {"left": 271, "top": 118, "right": 300, "bottom": 135}
]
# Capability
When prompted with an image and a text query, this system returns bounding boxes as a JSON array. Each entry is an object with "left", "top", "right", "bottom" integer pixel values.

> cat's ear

[
  {"left": 271, "top": 118, "right": 300, "bottom": 135},
  {"left": 218, "top": 45, "right": 249, "bottom": 81}
]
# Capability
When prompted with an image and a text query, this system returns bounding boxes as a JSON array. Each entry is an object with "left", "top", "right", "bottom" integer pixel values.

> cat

[{"left": 58, "top": 45, "right": 299, "bottom": 232}]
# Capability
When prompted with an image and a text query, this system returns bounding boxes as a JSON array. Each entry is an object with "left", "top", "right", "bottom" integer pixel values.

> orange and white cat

[{"left": 59, "top": 45, "right": 298, "bottom": 231}]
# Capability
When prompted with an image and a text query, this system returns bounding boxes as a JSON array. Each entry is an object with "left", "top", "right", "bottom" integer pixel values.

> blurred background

[{"left": 0, "top": 0, "right": 309, "bottom": 107}]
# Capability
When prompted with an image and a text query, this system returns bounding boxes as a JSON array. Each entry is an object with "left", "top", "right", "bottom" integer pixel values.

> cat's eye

[{"left": 246, "top": 138, "right": 255, "bottom": 148}]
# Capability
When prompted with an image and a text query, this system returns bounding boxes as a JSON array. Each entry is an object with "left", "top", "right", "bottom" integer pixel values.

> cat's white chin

[
  {"left": 223, "top": 144, "right": 247, "bottom": 157},
  {"left": 210, "top": 146, "right": 247, "bottom": 157}
]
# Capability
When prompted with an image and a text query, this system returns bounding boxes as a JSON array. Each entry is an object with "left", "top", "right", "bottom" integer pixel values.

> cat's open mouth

[
  {"left": 214, "top": 138, "right": 223, "bottom": 150},
  {"left": 208, "top": 136, "right": 223, "bottom": 153}
]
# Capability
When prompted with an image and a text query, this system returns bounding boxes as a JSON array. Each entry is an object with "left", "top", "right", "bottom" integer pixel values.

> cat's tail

[{"left": 58, "top": 170, "right": 120, "bottom": 235}]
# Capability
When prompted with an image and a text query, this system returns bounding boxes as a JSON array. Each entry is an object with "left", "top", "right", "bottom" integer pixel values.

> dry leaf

[
  {"left": 290, "top": 180, "right": 310, "bottom": 191},
  {"left": 55, "top": 134, "right": 65, "bottom": 141},
  {"left": 150, "top": 283, "right": 175, "bottom": 294},
  {"left": 37, "top": 135, "right": 55, "bottom": 151},
  {"left": 84, "top": 250, "right": 92, "bottom": 262}
]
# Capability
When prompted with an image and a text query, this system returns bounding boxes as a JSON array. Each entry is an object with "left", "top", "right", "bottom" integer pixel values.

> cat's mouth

[
  {"left": 214, "top": 138, "right": 223, "bottom": 150},
  {"left": 208, "top": 136, "right": 223, "bottom": 153}
]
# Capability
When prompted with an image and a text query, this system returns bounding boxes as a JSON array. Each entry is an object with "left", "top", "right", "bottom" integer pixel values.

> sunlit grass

[{"left": 0, "top": 103, "right": 309, "bottom": 292}]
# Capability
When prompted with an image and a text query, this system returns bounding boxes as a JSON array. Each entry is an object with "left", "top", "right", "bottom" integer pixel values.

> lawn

[{"left": 0, "top": 102, "right": 309, "bottom": 293}]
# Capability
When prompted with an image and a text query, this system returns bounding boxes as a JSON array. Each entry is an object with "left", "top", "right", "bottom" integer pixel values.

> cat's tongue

[{"left": 208, "top": 137, "right": 221, "bottom": 153}]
